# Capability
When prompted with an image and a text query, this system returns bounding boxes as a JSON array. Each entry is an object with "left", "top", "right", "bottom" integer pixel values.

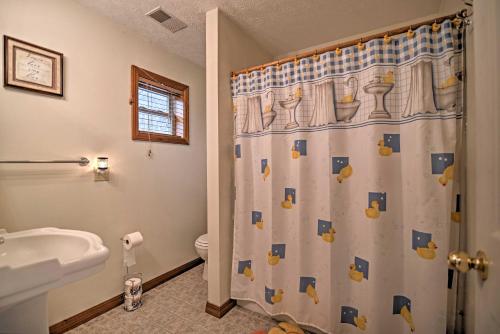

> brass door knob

[{"left": 448, "top": 250, "right": 489, "bottom": 281}]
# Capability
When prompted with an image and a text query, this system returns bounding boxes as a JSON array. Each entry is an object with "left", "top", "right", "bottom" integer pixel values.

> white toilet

[{"left": 194, "top": 234, "right": 208, "bottom": 280}]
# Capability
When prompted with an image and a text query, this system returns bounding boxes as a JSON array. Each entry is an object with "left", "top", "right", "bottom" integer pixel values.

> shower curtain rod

[{"left": 231, "top": 10, "right": 468, "bottom": 77}]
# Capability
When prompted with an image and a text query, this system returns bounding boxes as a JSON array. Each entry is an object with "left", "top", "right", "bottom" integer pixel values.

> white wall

[
  {"left": 205, "top": 8, "right": 272, "bottom": 306},
  {"left": 0, "top": 0, "right": 206, "bottom": 325}
]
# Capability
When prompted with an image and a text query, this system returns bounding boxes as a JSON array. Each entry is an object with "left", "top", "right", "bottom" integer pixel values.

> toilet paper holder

[{"left": 121, "top": 232, "right": 143, "bottom": 271}]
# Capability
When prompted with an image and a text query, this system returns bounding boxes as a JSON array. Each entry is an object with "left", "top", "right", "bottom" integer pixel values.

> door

[{"left": 461, "top": 0, "right": 500, "bottom": 333}]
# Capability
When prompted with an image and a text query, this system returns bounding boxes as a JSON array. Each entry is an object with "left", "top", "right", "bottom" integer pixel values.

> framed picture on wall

[{"left": 3, "top": 36, "right": 63, "bottom": 96}]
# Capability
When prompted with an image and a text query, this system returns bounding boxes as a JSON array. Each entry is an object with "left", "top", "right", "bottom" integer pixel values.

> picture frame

[{"left": 3, "top": 35, "right": 63, "bottom": 96}]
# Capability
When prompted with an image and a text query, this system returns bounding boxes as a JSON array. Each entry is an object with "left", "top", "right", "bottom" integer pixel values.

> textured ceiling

[{"left": 77, "top": 0, "right": 444, "bottom": 67}]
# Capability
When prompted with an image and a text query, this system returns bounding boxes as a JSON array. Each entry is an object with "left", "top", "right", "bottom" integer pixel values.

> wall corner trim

[{"left": 205, "top": 298, "right": 237, "bottom": 318}]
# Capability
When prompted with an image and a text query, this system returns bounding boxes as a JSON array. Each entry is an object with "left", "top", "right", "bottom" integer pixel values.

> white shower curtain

[
  {"left": 231, "top": 20, "right": 463, "bottom": 334},
  {"left": 309, "top": 81, "right": 336, "bottom": 126}
]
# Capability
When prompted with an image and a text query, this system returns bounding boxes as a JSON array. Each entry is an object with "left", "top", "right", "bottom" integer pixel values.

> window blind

[{"left": 137, "top": 81, "right": 184, "bottom": 137}]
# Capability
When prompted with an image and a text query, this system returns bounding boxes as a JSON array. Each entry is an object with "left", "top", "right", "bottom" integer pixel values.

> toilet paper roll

[
  {"left": 122, "top": 232, "right": 143, "bottom": 267},
  {"left": 123, "top": 232, "right": 143, "bottom": 250},
  {"left": 124, "top": 293, "right": 142, "bottom": 311},
  {"left": 124, "top": 277, "right": 142, "bottom": 297}
]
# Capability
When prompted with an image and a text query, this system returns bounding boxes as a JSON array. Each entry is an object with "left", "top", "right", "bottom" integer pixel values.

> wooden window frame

[{"left": 131, "top": 65, "right": 189, "bottom": 145}]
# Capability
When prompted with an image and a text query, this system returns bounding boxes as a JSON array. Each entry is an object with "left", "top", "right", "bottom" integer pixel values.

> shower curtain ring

[
  {"left": 407, "top": 26, "right": 415, "bottom": 39},
  {"left": 357, "top": 39, "right": 365, "bottom": 51},
  {"left": 313, "top": 51, "right": 320, "bottom": 62},
  {"left": 384, "top": 33, "right": 392, "bottom": 44}
]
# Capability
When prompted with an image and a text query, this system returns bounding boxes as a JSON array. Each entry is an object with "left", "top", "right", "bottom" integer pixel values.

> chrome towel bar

[{"left": 0, "top": 157, "right": 90, "bottom": 166}]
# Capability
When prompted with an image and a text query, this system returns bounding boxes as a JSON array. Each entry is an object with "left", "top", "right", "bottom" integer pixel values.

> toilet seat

[{"left": 195, "top": 234, "right": 208, "bottom": 249}]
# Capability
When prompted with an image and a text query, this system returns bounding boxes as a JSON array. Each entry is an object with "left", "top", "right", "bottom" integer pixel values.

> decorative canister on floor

[{"left": 123, "top": 273, "right": 143, "bottom": 312}]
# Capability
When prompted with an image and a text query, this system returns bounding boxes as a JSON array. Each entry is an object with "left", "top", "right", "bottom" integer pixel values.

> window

[{"left": 131, "top": 65, "right": 189, "bottom": 144}]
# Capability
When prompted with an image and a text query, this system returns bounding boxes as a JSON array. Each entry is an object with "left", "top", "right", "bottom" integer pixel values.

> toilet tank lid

[{"left": 196, "top": 234, "right": 208, "bottom": 244}]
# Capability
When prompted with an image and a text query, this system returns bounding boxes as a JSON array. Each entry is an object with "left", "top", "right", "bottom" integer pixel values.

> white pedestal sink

[{"left": 0, "top": 228, "right": 110, "bottom": 334}]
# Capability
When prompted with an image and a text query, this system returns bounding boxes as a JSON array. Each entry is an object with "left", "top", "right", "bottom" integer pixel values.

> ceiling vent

[{"left": 145, "top": 7, "right": 187, "bottom": 33}]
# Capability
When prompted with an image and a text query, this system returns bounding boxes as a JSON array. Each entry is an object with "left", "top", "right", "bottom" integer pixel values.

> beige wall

[
  {"left": 276, "top": 2, "right": 465, "bottom": 60},
  {"left": 0, "top": 0, "right": 206, "bottom": 325},
  {"left": 439, "top": 0, "right": 465, "bottom": 14},
  {"left": 205, "top": 8, "right": 272, "bottom": 306}
]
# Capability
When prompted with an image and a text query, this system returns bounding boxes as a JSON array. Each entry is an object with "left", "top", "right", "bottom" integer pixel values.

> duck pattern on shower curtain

[{"left": 231, "top": 20, "right": 463, "bottom": 334}]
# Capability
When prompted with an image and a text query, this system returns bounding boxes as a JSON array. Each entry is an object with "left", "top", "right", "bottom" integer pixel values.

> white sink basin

[{"left": 0, "top": 227, "right": 109, "bottom": 333}]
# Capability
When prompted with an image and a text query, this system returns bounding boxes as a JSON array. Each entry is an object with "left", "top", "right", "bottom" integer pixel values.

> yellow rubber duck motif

[
  {"left": 271, "top": 289, "right": 284, "bottom": 304},
  {"left": 407, "top": 28, "right": 415, "bottom": 39},
  {"left": 306, "top": 284, "right": 319, "bottom": 304},
  {"left": 291, "top": 145, "right": 301, "bottom": 159},
  {"left": 268, "top": 251, "right": 281, "bottom": 266},
  {"left": 438, "top": 164, "right": 454, "bottom": 186},
  {"left": 432, "top": 22, "right": 441, "bottom": 32},
  {"left": 441, "top": 75, "right": 458, "bottom": 89},
  {"left": 416, "top": 241, "right": 438, "bottom": 260},
  {"left": 383, "top": 34, "right": 392, "bottom": 44},
  {"left": 452, "top": 17, "right": 462, "bottom": 29},
  {"left": 335, "top": 47, "right": 342, "bottom": 56},
  {"left": 295, "top": 87, "right": 303, "bottom": 98},
  {"left": 337, "top": 164, "right": 353, "bottom": 183},
  {"left": 341, "top": 94, "right": 354, "bottom": 103},
  {"left": 357, "top": 41, "right": 365, "bottom": 51},
  {"left": 243, "top": 266, "right": 254, "bottom": 281},
  {"left": 263, "top": 164, "right": 271, "bottom": 181},
  {"left": 281, "top": 194, "right": 293, "bottom": 209},
  {"left": 378, "top": 139, "right": 393, "bottom": 156},
  {"left": 264, "top": 104, "right": 272, "bottom": 113},
  {"left": 349, "top": 264, "right": 364, "bottom": 282},
  {"left": 354, "top": 315, "right": 367, "bottom": 331},
  {"left": 321, "top": 227, "right": 336, "bottom": 243},
  {"left": 255, "top": 219, "right": 264, "bottom": 230},
  {"left": 365, "top": 200, "right": 380, "bottom": 219},
  {"left": 383, "top": 71, "right": 395, "bottom": 84},
  {"left": 451, "top": 211, "right": 461, "bottom": 223},
  {"left": 400, "top": 305, "right": 416, "bottom": 332}
]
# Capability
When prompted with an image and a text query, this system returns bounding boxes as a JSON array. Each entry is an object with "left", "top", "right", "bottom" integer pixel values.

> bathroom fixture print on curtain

[{"left": 231, "top": 19, "right": 463, "bottom": 334}]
